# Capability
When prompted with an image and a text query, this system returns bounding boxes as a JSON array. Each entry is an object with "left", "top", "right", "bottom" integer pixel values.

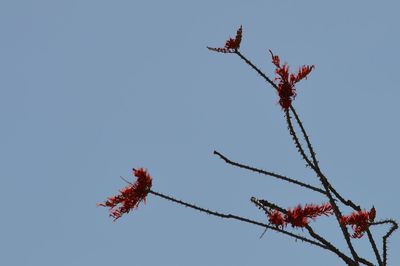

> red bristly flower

[
  {"left": 269, "top": 50, "right": 314, "bottom": 110},
  {"left": 268, "top": 203, "right": 333, "bottom": 228},
  {"left": 340, "top": 207, "right": 376, "bottom": 238},
  {"left": 207, "top": 26, "right": 242, "bottom": 53},
  {"left": 98, "top": 168, "right": 153, "bottom": 221},
  {"left": 268, "top": 210, "right": 285, "bottom": 228}
]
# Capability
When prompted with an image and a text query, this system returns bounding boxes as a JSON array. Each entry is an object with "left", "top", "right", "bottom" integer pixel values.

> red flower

[
  {"left": 269, "top": 50, "right": 314, "bottom": 109},
  {"left": 285, "top": 205, "right": 309, "bottom": 227},
  {"left": 340, "top": 207, "right": 376, "bottom": 238},
  {"left": 207, "top": 26, "right": 242, "bottom": 53},
  {"left": 98, "top": 168, "right": 153, "bottom": 220},
  {"left": 268, "top": 203, "right": 333, "bottom": 228},
  {"left": 286, "top": 203, "right": 333, "bottom": 228},
  {"left": 268, "top": 210, "right": 285, "bottom": 228},
  {"left": 301, "top": 202, "right": 334, "bottom": 220}
]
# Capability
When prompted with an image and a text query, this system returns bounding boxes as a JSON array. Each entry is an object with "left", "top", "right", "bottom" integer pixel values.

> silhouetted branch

[
  {"left": 289, "top": 106, "right": 319, "bottom": 168},
  {"left": 148, "top": 190, "right": 329, "bottom": 250},
  {"left": 213, "top": 150, "right": 326, "bottom": 195},
  {"left": 371, "top": 219, "right": 398, "bottom": 266},
  {"left": 288, "top": 107, "right": 382, "bottom": 264},
  {"left": 235, "top": 51, "right": 278, "bottom": 90},
  {"left": 251, "top": 197, "right": 358, "bottom": 266}
]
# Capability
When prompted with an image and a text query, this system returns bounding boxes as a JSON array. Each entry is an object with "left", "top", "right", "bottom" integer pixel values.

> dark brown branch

[
  {"left": 371, "top": 219, "right": 398, "bottom": 266},
  {"left": 285, "top": 109, "right": 317, "bottom": 169},
  {"left": 235, "top": 51, "right": 278, "bottom": 91},
  {"left": 289, "top": 106, "right": 320, "bottom": 169},
  {"left": 287, "top": 109, "right": 364, "bottom": 211},
  {"left": 148, "top": 190, "right": 329, "bottom": 250},
  {"left": 383, "top": 220, "right": 398, "bottom": 266},
  {"left": 213, "top": 150, "right": 326, "bottom": 195},
  {"left": 251, "top": 197, "right": 357, "bottom": 266},
  {"left": 320, "top": 176, "right": 380, "bottom": 264},
  {"left": 288, "top": 108, "right": 382, "bottom": 265},
  {"left": 214, "top": 49, "right": 391, "bottom": 265},
  {"left": 251, "top": 197, "right": 286, "bottom": 213},
  {"left": 284, "top": 109, "right": 360, "bottom": 264},
  {"left": 232, "top": 51, "right": 362, "bottom": 210},
  {"left": 365, "top": 229, "right": 383, "bottom": 266},
  {"left": 233, "top": 51, "right": 363, "bottom": 210},
  {"left": 358, "top": 257, "right": 375, "bottom": 266}
]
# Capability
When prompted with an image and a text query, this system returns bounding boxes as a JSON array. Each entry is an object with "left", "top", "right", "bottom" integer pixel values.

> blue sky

[{"left": 1, "top": 1, "right": 399, "bottom": 265}]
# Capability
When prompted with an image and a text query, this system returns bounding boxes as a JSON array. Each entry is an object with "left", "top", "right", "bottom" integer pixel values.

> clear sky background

[{"left": 1, "top": 1, "right": 399, "bottom": 265}]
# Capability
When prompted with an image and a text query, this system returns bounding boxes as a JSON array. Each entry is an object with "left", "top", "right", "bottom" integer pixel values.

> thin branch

[
  {"left": 285, "top": 109, "right": 316, "bottom": 169},
  {"left": 213, "top": 150, "right": 326, "bottom": 195},
  {"left": 236, "top": 49, "right": 362, "bottom": 210},
  {"left": 358, "top": 257, "right": 375, "bottom": 266},
  {"left": 251, "top": 197, "right": 357, "bottom": 266},
  {"left": 371, "top": 219, "right": 399, "bottom": 266},
  {"left": 148, "top": 189, "right": 331, "bottom": 250},
  {"left": 233, "top": 50, "right": 363, "bottom": 215},
  {"left": 289, "top": 106, "right": 320, "bottom": 169},
  {"left": 251, "top": 197, "right": 286, "bottom": 213},
  {"left": 365, "top": 229, "right": 383, "bottom": 266},
  {"left": 218, "top": 49, "right": 389, "bottom": 265},
  {"left": 288, "top": 109, "right": 364, "bottom": 211},
  {"left": 382, "top": 220, "right": 398, "bottom": 266},
  {"left": 288, "top": 108, "right": 382, "bottom": 265},
  {"left": 317, "top": 174, "right": 380, "bottom": 264},
  {"left": 235, "top": 51, "right": 278, "bottom": 90},
  {"left": 284, "top": 109, "right": 360, "bottom": 264}
]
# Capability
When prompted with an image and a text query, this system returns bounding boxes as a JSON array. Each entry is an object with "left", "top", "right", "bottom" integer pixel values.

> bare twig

[
  {"left": 289, "top": 106, "right": 319, "bottom": 168},
  {"left": 284, "top": 108, "right": 360, "bottom": 264},
  {"left": 251, "top": 197, "right": 358, "bottom": 266},
  {"left": 288, "top": 107, "right": 382, "bottom": 265},
  {"left": 235, "top": 51, "right": 278, "bottom": 91},
  {"left": 207, "top": 44, "right": 396, "bottom": 265},
  {"left": 230, "top": 51, "right": 361, "bottom": 264},
  {"left": 285, "top": 109, "right": 316, "bottom": 169},
  {"left": 213, "top": 150, "right": 326, "bottom": 195},
  {"left": 148, "top": 190, "right": 329, "bottom": 250},
  {"left": 371, "top": 219, "right": 399, "bottom": 266}
]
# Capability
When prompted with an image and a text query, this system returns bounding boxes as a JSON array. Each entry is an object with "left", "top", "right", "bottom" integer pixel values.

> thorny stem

[
  {"left": 289, "top": 106, "right": 319, "bottom": 168},
  {"left": 235, "top": 50, "right": 361, "bottom": 209},
  {"left": 284, "top": 110, "right": 316, "bottom": 169},
  {"left": 358, "top": 258, "right": 375, "bottom": 266},
  {"left": 235, "top": 50, "right": 368, "bottom": 264},
  {"left": 251, "top": 197, "right": 363, "bottom": 266},
  {"left": 288, "top": 107, "right": 363, "bottom": 210},
  {"left": 208, "top": 49, "right": 396, "bottom": 264},
  {"left": 365, "top": 230, "right": 383, "bottom": 266},
  {"left": 288, "top": 107, "right": 364, "bottom": 211},
  {"left": 288, "top": 107, "right": 382, "bottom": 265},
  {"left": 213, "top": 150, "right": 326, "bottom": 195},
  {"left": 285, "top": 108, "right": 360, "bottom": 265},
  {"left": 232, "top": 51, "right": 379, "bottom": 265},
  {"left": 216, "top": 136, "right": 381, "bottom": 264},
  {"left": 371, "top": 220, "right": 399, "bottom": 266},
  {"left": 148, "top": 190, "right": 328, "bottom": 250},
  {"left": 235, "top": 51, "right": 278, "bottom": 91}
]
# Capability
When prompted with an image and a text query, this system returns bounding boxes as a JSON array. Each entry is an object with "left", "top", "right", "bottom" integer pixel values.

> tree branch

[
  {"left": 371, "top": 219, "right": 399, "bottom": 266},
  {"left": 251, "top": 197, "right": 357, "bottom": 265},
  {"left": 213, "top": 150, "right": 326, "bottom": 195},
  {"left": 148, "top": 189, "right": 330, "bottom": 250}
]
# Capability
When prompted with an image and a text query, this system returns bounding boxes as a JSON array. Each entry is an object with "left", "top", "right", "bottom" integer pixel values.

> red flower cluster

[
  {"left": 207, "top": 26, "right": 242, "bottom": 53},
  {"left": 268, "top": 210, "right": 285, "bottom": 227},
  {"left": 268, "top": 203, "right": 333, "bottom": 228},
  {"left": 340, "top": 207, "right": 376, "bottom": 238},
  {"left": 269, "top": 50, "right": 314, "bottom": 109},
  {"left": 98, "top": 168, "right": 152, "bottom": 220}
]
